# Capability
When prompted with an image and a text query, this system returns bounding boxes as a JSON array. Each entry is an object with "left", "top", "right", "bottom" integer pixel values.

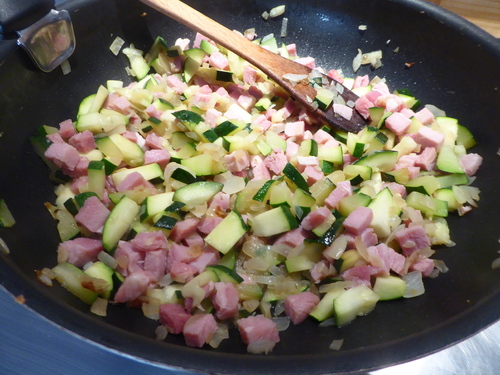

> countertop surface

[{"left": 1, "top": 1, "right": 499, "bottom": 375}]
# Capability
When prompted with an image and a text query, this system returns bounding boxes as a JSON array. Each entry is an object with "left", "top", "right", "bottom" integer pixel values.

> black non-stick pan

[{"left": 0, "top": 0, "right": 499, "bottom": 373}]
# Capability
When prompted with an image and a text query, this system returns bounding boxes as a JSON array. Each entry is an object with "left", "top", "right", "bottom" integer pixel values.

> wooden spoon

[{"left": 139, "top": 0, "right": 368, "bottom": 132}]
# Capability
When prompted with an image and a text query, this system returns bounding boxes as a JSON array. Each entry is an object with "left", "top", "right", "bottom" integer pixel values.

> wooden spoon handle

[{"left": 139, "top": 0, "right": 366, "bottom": 132}]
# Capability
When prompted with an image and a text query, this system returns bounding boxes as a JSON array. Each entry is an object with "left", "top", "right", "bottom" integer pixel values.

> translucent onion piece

[
  {"left": 209, "top": 323, "right": 229, "bottom": 348},
  {"left": 403, "top": 271, "right": 425, "bottom": 298},
  {"left": 272, "top": 316, "right": 290, "bottom": 331},
  {"left": 352, "top": 49, "right": 362, "bottom": 73},
  {"left": 329, "top": 338, "right": 344, "bottom": 351},
  {"left": 109, "top": 36, "right": 125, "bottom": 56},
  {"left": 269, "top": 5, "right": 286, "bottom": 18},
  {"left": 491, "top": 257, "right": 500, "bottom": 270},
  {"left": 90, "top": 297, "right": 108, "bottom": 317},
  {"left": 155, "top": 325, "right": 168, "bottom": 341},
  {"left": 98, "top": 251, "right": 118, "bottom": 269},
  {"left": 247, "top": 340, "right": 276, "bottom": 354},
  {"left": 0, "top": 237, "right": 10, "bottom": 255}
]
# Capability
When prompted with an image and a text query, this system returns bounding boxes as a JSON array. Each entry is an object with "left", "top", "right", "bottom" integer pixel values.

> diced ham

[
  {"left": 145, "top": 104, "right": 162, "bottom": 120},
  {"left": 415, "top": 147, "right": 437, "bottom": 171},
  {"left": 243, "top": 65, "right": 259, "bottom": 85},
  {"left": 304, "top": 165, "right": 325, "bottom": 184},
  {"left": 114, "top": 271, "right": 151, "bottom": 303},
  {"left": 284, "top": 291, "right": 320, "bottom": 324},
  {"left": 354, "top": 96, "right": 375, "bottom": 120},
  {"left": 166, "top": 75, "right": 188, "bottom": 94},
  {"left": 341, "top": 265, "right": 380, "bottom": 287},
  {"left": 414, "top": 107, "right": 435, "bottom": 125},
  {"left": 208, "top": 192, "right": 231, "bottom": 214},
  {"left": 252, "top": 115, "right": 272, "bottom": 132},
  {"left": 45, "top": 142, "right": 81, "bottom": 171},
  {"left": 58, "top": 237, "right": 104, "bottom": 268},
  {"left": 409, "top": 258, "right": 435, "bottom": 277},
  {"left": 294, "top": 56, "right": 316, "bottom": 69},
  {"left": 224, "top": 149, "right": 251, "bottom": 173},
  {"left": 145, "top": 132, "right": 164, "bottom": 149},
  {"left": 144, "top": 149, "right": 170, "bottom": 169},
  {"left": 353, "top": 75, "right": 369, "bottom": 89},
  {"left": 197, "top": 216, "right": 224, "bottom": 234},
  {"left": 333, "top": 103, "right": 353, "bottom": 121},
  {"left": 131, "top": 231, "right": 168, "bottom": 252},
  {"left": 143, "top": 249, "right": 167, "bottom": 281},
  {"left": 385, "top": 112, "right": 412, "bottom": 136},
  {"left": 209, "top": 51, "right": 229, "bottom": 70},
  {"left": 459, "top": 153, "right": 482, "bottom": 177},
  {"left": 183, "top": 313, "right": 218, "bottom": 348},
  {"left": 345, "top": 227, "right": 378, "bottom": 249},
  {"left": 47, "top": 132, "right": 64, "bottom": 144},
  {"left": 395, "top": 225, "right": 431, "bottom": 256},
  {"left": 114, "top": 241, "right": 144, "bottom": 276},
  {"left": 367, "top": 243, "right": 406, "bottom": 276},
  {"left": 381, "top": 182, "right": 407, "bottom": 198},
  {"left": 286, "top": 43, "right": 297, "bottom": 58},
  {"left": 364, "top": 90, "right": 382, "bottom": 104},
  {"left": 116, "top": 172, "right": 155, "bottom": 194},
  {"left": 193, "top": 32, "right": 210, "bottom": 48},
  {"left": 183, "top": 232, "right": 205, "bottom": 248},
  {"left": 324, "top": 180, "right": 353, "bottom": 209},
  {"left": 310, "top": 260, "right": 336, "bottom": 284},
  {"left": 210, "top": 282, "right": 239, "bottom": 320},
  {"left": 121, "top": 131, "right": 138, "bottom": 143},
  {"left": 376, "top": 94, "right": 405, "bottom": 112},
  {"left": 74, "top": 196, "right": 110, "bottom": 233},
  {"left": 170, "top": 218, "right": 200, "bottom": 242},
  {"left": 343, "top": 206, "right": 373, "bottom": 235},
  {"left": 65, "top": 156, "right": 90, "bottom": 179},
  {"left": 301, "top": 207, "right": 331, "bottom": 231},
  {"left": 313, "top": 129, "right": 337, "bottom": 145},
  {"left": 59, "top": 119, "right": 77, "bottom": 138},
  {"left": 205, "top": 108, "right": 222, "bottom": 128},
  {"left": 159, "top": 303, "right": 192, "bottom": 334},
  {"left": 189, "top": 251, "right": 219, "bottom": 273},
  {"left": 284, "top": 121, "right": 305, "bottom": 140},
  {"left": 104, "top": 93, "right": 132, "bottom": 114},
  {"left": 264, "top": 149, "right": 288, "bottom": 175},
  {"left": 400, "top": 108, "right": 416, "bottom": 119},
  {"left": 166, "top": 243, "right": 200, "bottom": 271},
  {"left": 237, "top": 315, "right": 280, "bottom": 353},
  {"left": 250, "top": 155, "right": 271, "bottom": 180},
  {"left": 274, "top": 227, "right": 309, "bottom": 248},
  {"left": 285, "top": 140, "right": 299, "bottom": 161},
  {"left": 170, "top": 261, "right": 199, "bottom": 283},
  {"left": 413, "top": 126, "right": 445, "bottom": 149},
  {"left": 326, "top": 69, "right": 344, "bottom": 84}
]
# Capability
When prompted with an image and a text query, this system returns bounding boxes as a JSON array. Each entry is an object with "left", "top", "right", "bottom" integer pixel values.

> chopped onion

[
  {"left": 402, "top": 271, "right": 425, "bottom": 298},
  {"left": 329, "top": 338, "right": 344, "bottom": 351},
  {"left": 318, "top": 318, "right": 336, "bottom": 327},
  {"left": 273, "top": 300, "right": 285, "bottom": 316},
  {"left": 425, "top": 104, "right": 446, "bottom": 118},
  {"left": 0, "top": 237, "right": 10, "bottom": 255},
  {"left": 247, "top": 340, "right": 277, "bottom": 354},
  {"left": 261, "top": 11, "right": 269, "bottom": 20},
  {"left": 155, "top": 325, "right": 168, "bottom": 341},
  {"left": 272, "top": 316, "right": 290, "bottom": 331},
  {"left": 158, "top": 273, "right": 174, "bottom": 287},
  {"left": 60, "top": 60, "right": 71, "bottom": 75},
  {"left": 109, "top": 36, "right": 125, "bottom": 56},
  {"left": 142, "top": 301, "right": 160, "bottom": 320},
  {"left": 433, "top": 259, "right": 449, "bottom": 274},
  {"left": 492, "top": 257, "right": 500, "bottom": 270},
  {"left": 209, "top": 323, "right": 229, "bottom": 348},
  {"left": 242, "top": 299, "right": 260, "bottom": 313},
  {"left": 98, "top": 251, "right": 118, "bottom": 269},
  {"left": 358, "top": 25, "right": 367, "bottom": 31},
  {"left": 282, "top": 73, "right": 308, "bottom": 85},
  {"left": 352, "top": 49, "right": 362, "bottom": 73},
  {"left": 280, "top": 17, "right": 288, "bottom": 38},
  {"left": 90, "top": 297, "right": 108, "bottom": 317},
  {"left": 269, "top": 5, "right": 286, "bottom": 18}
]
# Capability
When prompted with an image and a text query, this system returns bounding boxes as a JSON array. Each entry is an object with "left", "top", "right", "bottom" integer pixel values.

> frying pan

[{"left": 0, "top": 0, "right": 499, "bottom": 373}]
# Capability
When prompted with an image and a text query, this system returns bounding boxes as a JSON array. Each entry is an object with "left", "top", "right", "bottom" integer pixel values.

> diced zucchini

[
  {"left": 269, "top": 181, "right": 292, "bottom": 207},
  {"left": 206, "top": 264, "right": 244, "bottom": 284},
  {"left": 406, "top": 191, "right": 448, "bottom": 218},
  {"left": 0, "top": 199, "right": 15, "bottom": 228},
  {"left": 368, "top": 187, "right": 398, "bottom": 238},
  {"left": 285, "top": 254, "right": 315, "bottom": 273},
  {"left": 333, "top": 285, "right": 379, "bottom": 326},
  {"left": 111, "top": 163, "right": 164, "bottom": 186},
  {"left": 108, "top": 133, "right": 144, "bottom": 167},
  {"left": 436, "top": 145, "right": 464, "bottom": 174},
  {"left": 405, "top": 175, "right": 440, "bottom": 195},
  {"left": 123, "top": 46, "right": 150, "bottom": 80},
  {"left": 338, "top": 192, "right": 372, "bottom": 217},
  {"left": 373, "top": 275, "right": 407, "bottom": 301},
  {"left": 87, "top": 160, "right": 106, "bottom": 198},
  {"left": 204, "top": 210, "right": 249, "bottom": 254},
  {"left": 52, "top": 262, "right": 98, "bottom": 305},
  {"left": 354, "top": 150, "right": 398, "bottom": 172},
  {"left": 173, "top": 181, "right": 224, "bottom": 206},
  {"left": 102, "top": 196, "right": 140, "bottom": 252},
  {"left": 251, "top": 206, "right": 299, "bottom": 237},
  {"left": 309, "top": 288, "right": 345, "bottom": 322},
  {"left": 84, "top": 261, "right": 114, "bottom": 299}
]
